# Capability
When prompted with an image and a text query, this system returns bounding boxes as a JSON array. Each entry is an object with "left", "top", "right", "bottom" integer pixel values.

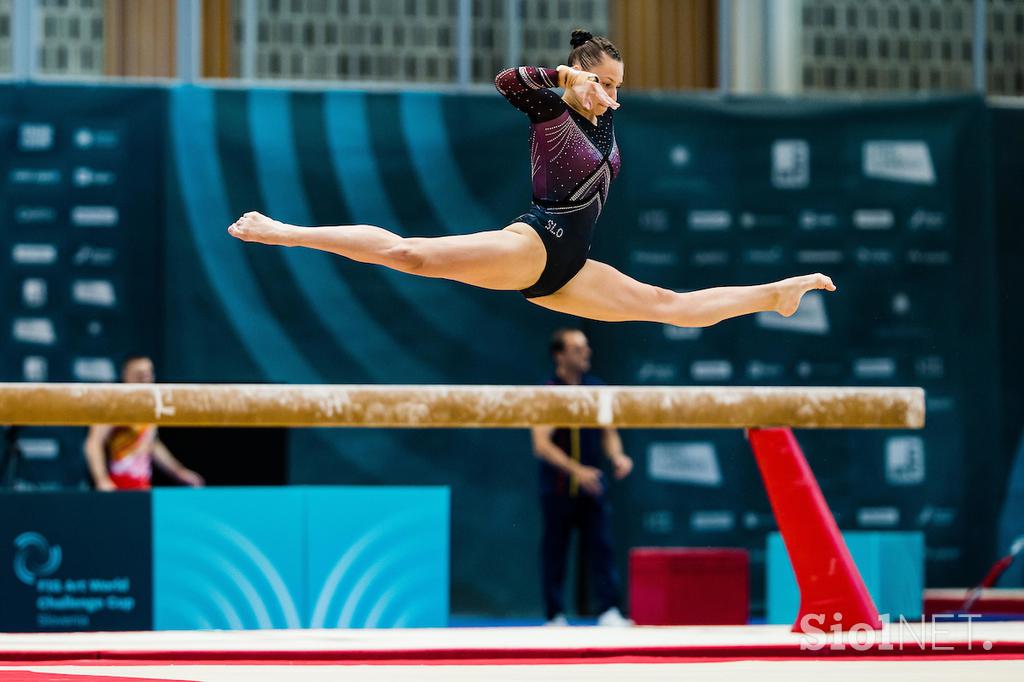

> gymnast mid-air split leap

[{"left": 229, "top": 30, "right": 835, "bottom": 328}]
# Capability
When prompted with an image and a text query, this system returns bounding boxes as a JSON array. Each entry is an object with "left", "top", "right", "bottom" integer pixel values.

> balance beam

[{"left": 0, "top": 383, "right": 925, "bottom": 428}]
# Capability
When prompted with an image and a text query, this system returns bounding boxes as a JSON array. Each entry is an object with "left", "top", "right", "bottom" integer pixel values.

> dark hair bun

[{"left": 570, "top": 29, "right": 593, "bottom": 48}]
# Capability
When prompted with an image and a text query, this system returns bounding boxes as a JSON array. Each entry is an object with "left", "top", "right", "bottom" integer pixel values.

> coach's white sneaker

[
  {"left": 596, "top": 607, "right": 632, "bottom": 627},
  {"left": 545, "top": 613, "right": 569, "bottom": 626}
]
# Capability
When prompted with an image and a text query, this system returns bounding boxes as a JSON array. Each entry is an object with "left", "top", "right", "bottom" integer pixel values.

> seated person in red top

[{"left": 83, "top": 355, "right": 204, "bottom": 491}]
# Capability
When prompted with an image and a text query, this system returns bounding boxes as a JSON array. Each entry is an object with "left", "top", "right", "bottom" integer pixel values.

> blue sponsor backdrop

[
  {"left": 0, "top": 491, "right": 152, "bottom": 632},
  {"left": 0, "top": 487, "right": 446, "bottom": 631},
  {"left": 153, "top": 486, "right": 448, "bottom": 630},
  {"left": 0, "top": 86, "right": 163, "bottom": 490},
  {"left": 153, "top": 488, "right": 305, "bottom": 630},
  {"left": 2, "top": 82, "right": 1023, "bottom": 617},
  {"left": 767, "top": 530, "right": 925, "bottom": 624},
  {"left": 305, "top": 487, "right": 449, "bottom": 628}
]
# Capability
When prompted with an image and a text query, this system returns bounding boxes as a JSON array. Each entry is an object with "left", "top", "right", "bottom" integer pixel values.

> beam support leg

[{"left": 749, "top": 427, "right": 881, "bottom": 632}]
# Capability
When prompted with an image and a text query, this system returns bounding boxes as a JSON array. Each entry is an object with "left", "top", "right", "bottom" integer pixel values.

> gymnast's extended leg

[
  {"left": 528, "top": 259, "right": 835, "bottom": 327},
  {"left": 228, "top": 211, "right": 546, "bottom": 291},
  {"left": 228, "top": 212, "right": 834, "bottom": 327}
]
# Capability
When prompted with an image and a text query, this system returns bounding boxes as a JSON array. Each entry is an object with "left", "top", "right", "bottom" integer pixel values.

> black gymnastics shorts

[{"left": 516, "top": 198, "right": 600, "bottom": 299}]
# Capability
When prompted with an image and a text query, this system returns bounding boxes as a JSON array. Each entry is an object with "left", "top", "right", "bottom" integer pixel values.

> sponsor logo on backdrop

[
  {"left": 917, "top": 506, "right": 957, "bottom": 527},
  {"left": 863, "top": 140, "right": 935, "bottom": 185},
  {"left": 71, "top": 206, "right": 119, "bottom": 228},
  {"left": 914, "top": 356, "right": 945, "bottom": 380},
  {"left": 853, "top": 209, "right": 895, "bottom": 230},
  {"left": 631, "top": 250, "right": 678, "bottom": 266},
  {"left": 643, "top": 511, "right": 674, "bottom": 535},
  {"left": 690, "top": 510, "right": 735, "bottom": 533},
  {"left": 21, "top": 279, "right": 48, "bottom": 308},
  {"left": 746, "top": 360, "right": 786, "bottom": 381},
  {"left": 73, "top": 358, "right": 116, "bottom": 382},
  {"left": 12, "top": 318, "right": 56, "bottom": 346},
  {"left": 857, "top": 507, "right": 900, "bottom": 528},
  {"left": 638, "top": 209, "right": 669, "bottom": 232},
  {"left": 855, "top": 247, "right": 896, "bottom": 265},
  {"left": 72, "top": 167, "right": 117, "bottom": 188},
  {"left": 669, "top": 145, "right": 690, "bottom": 167},
  {"left": 927, "top": 547, "right": 962, "bottom": 562},
  {"left": 72, "top": 280, "right": 117, "bottom": 308},
  {"left": 756, "top": 291, "right": 829, "bottom": 335},
  {"left": 10, "top": 530, "right": 139, "bottom": 628},
  {"left": 772, "top": 139, "right": 810, "bottom": 189},
  {"left": 796, "top": 361, "right": 845, "bottom": 380},
  {"left": 688, "top": 210, "right": 731, "bottom": 231},
  {"left": 16, "top": 439, "right": 59, "bottom": 461},
  {"left": 690, "top": 250, "right": 730, "bottom": 266},
  {"left": 926, "top": 395, "right": 955, "bottom": 412},
  {"left": 636, "top": 362, "right": 677, "bottom": 383},
  {"left": 885, "top": 436, "right": 926, "bottom": 485},
  {"left": 13, "top": 533, "right": 62, "bottom": 585},
  {"left": 799, "top": 210, "right": 840, "bottom": 230},
  {"left": 740, "top": 212, "right": 788, "bottom": 230},
  {"left": 908, "top": 209, "right": 946, "bottom": 231},
  {"left": 18, "top": 124, "right": 55, "bottom": 151},
  {"left": 907, "top": 250, "right": 951, "bottom": 266},
  {"left": 796, "top": 249, "right": 845, "bottom": 265},
  {"left": 742, "top": 247, "right": 784, "bottom": 265},
  {"left": 15, "top": 206, "right": 58, "bottom": 224},
  {"left": 12, "top": 244, "right": 58, "bottom": 266},
  {"left": 22, "top": 356, "right": 48, "bottom": 381},
  {"left": 743, "top": 512, "right": 777, "bottom": 530},
  {"left": 853, "top": 357, "right": 897, "bottom": 380},
  {"left": 73, "top": 245, "right": 118, "bottom": 267},
  {"left": 10, "top": 169, "right": 61, "bottom": 186},
  {"left": 647, "top": 442, "right": 722, "bottom": 486},
  {"left": 690, "top": 360, "right": 733, "bottom": 382},
  {"left": 73, "top": 127, "right": 121, "bottom": 150},
  {"left": 891, "top": 292, "right": 911, "bottom": 316}
]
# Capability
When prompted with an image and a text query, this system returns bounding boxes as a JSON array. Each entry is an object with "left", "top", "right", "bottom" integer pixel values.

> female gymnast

[{"left": 228, "top": 30, "right": 835, "bottom": 328}]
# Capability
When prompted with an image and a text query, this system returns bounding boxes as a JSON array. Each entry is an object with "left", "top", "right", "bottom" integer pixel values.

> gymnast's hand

[
  {"left": 228, "top": 211, "right": 296, "bottom": 247},
  {"left": 562, "top": 67, "right": 619, "bottom": 112}
]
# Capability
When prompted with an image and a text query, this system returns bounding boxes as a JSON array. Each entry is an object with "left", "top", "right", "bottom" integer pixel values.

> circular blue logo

[{"left": 13, "top": 532, "right": 62, "bottom": 586}]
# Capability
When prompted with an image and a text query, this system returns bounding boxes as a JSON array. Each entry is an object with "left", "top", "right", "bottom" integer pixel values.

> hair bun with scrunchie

[{"left": 570, "top": 29, "right": 593, "bottom": 48}]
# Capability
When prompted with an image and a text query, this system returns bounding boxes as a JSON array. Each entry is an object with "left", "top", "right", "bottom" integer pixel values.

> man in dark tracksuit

[{"left": 531, "top": 328, "right": 633, "bottom": 626}]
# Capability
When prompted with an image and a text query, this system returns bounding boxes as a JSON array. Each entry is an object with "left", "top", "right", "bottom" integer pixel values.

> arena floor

[{"left": 3, "top": 623, "right": 1024, "bottom": 681}]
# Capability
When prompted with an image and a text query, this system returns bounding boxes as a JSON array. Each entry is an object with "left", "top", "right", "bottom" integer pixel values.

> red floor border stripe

[
  {"left": 3, "top": 653, "right": 1024, "bottom": 668},
  {"left": 0, "top": 674, "right": 196, "bottom": 682},
  {"left": 3, "top": 641, "right": 1024, "bottom": 664}
]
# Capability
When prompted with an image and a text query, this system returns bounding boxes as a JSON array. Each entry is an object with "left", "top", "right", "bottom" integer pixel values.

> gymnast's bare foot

[
  {"left": 228, "top": 211, "right": 296, "bottom": 246},
  {"left": 773, "top": 273, "right": 836, "bottom": 317}
]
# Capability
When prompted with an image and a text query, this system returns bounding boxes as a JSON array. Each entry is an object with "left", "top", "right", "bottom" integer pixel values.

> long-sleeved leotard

[{"left": 495, "top": 66, "right": 621, "bottom": 298}]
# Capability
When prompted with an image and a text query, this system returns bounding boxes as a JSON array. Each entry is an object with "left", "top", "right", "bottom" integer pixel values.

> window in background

[
  {"left": 229, "top": 0, "right": 608, "bottom": 84},
  {"left": 0, "top": 0, "right": 11, "bottom": 74},
  {"left": 470, "top": 0, "right": 507, "bottom": 83},
  {"left": 987, "top": 0, "right": 1024, "bottom": 95},
  {"left": 36, "top": 0, "right": 105, "bottom": 76},
  {"left": 231, "top": 0, "right": 462, "bottom": 83},
  {"left": 799, "top": 0, "right": 1023, "bottom": 96},
  {"left": 469, "top": 0, "right": 609, "bottom": 84},
  {"left": 511, "top": 0, "right": 608, "bottom": 79}
]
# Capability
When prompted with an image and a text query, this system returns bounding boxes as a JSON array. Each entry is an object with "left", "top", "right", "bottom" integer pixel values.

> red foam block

[{"left": 629, "top": 547, "right": 749, "bottom": 625}]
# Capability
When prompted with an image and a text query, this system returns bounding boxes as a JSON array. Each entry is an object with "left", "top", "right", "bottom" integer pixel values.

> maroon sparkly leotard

[{"left": 495, "top": 66, "right": 621, "bottom": 298}]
